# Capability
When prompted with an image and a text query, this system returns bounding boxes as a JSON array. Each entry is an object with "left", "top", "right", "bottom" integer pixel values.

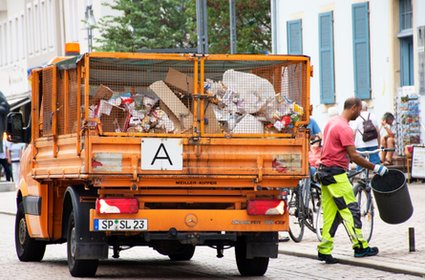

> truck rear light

[
  {"left": 96, "top": 198, "right": 139, "bottom": 214},
  {"left": 247, "top": 200, "right": 285, "bottom": 216}
]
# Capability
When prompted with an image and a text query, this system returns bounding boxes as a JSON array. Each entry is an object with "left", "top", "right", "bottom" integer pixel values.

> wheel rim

[
  {"left": 18, "top": 218, "right": 27, "bottom": 245},
  {"left": 70, "top": 227, "right": 76, "bottom": 260}
]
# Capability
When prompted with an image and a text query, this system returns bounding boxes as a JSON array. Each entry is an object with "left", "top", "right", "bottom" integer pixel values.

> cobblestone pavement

[
  {"left": 0, "top": 213, "right": 422, "bottom": 280},
  {"left": 1, "top": 181, "right": 424, "bottom": 279},
  {"left": 278, "top": 181, "right": 425, "bottom": 278}
]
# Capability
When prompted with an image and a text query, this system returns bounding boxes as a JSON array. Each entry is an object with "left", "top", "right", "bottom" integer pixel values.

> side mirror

[{"left": 6, "top": 112, "right": 26, "bottom": 143}]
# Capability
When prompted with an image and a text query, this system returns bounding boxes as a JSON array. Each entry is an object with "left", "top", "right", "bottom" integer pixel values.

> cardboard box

[
  {"left": 99, "top": 103, "right": 129, "bottom": 132},
  {"left": 165, "top": 68, "right": 194, "bottom": 94},
  {"left": 149, "top": 81, "right": 193, "bottom": 131},
  {"left": 90, "top": 84, "right": 114, "bottom": 106},
  {"left": 203, "top": 104, "right": 222, "bottom": 134}
]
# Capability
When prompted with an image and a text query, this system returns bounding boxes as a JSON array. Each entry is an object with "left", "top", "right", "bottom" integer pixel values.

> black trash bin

[{"left": 371, "top": 169, "right": 413, "bottom": 224}]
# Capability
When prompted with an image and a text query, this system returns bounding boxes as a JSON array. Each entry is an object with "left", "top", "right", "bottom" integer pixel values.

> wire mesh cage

[
  {"left": 41, "top": 66, "right": 54, "bottom": 136},
  {"left": 68, "top": 69, "right": 80, "bottom": 134},
  {"left": 202, "top": 57, "right": 308, "bottom": 136},
  {"left": 88, "top": 56, "right": 195, "bottom": 134}
]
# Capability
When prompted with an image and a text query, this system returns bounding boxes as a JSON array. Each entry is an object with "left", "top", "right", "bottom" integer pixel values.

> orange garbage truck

[{"left": 7, "top": 52, "right": 312, "bottom": 277}]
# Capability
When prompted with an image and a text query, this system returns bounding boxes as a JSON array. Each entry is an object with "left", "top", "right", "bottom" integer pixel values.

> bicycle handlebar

[{"left": 356, "top": 147, "right": 395, "bottom": 155}]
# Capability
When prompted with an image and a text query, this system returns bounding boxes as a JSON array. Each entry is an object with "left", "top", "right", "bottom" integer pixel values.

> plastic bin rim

[{"left": 371, "top": 169, "right": 407, "bottom": 194}]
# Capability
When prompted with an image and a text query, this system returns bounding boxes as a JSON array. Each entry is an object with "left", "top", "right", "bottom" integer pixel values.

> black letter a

[{"left": 151, "top": 143, "right": 173, "bottom": 165}]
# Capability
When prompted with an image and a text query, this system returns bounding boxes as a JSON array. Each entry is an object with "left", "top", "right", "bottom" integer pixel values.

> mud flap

[
  {"left": 65, "top": 186, "right": 108, "bottom": 260},
  {"left": 244, "top": 232, "right": 278, "bottom": 259}
]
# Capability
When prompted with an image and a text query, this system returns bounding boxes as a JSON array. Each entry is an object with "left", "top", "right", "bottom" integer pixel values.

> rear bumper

[{"left": 89, "top": 209, "right": 288, "bottom": 232}]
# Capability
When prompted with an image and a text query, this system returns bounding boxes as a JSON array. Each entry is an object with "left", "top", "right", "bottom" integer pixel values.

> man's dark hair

[
  {"left": 343, "top": 97, "right": 362, "bottom": 109},
  {"left": 383, "top": 112, "right": 395, "bottom": 121}
]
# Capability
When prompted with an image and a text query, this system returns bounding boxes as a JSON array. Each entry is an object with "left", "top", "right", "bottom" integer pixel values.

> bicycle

[
  {"left": 352, "top": 147, "right": 395, "bottom": 242},
  {"left": 287, "top": 175, "right": 321, "bottom": 242},
  {"left": 287, "top": 138, "right": 322, "bottom": 242},
  {"left": 315, "top": 147, "right": 395, "bottom": 242}
]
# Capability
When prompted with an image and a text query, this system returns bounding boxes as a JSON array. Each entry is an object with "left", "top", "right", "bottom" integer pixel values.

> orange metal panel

[{"left": 90, "top": 209, "right": 288, "bottom": 232}]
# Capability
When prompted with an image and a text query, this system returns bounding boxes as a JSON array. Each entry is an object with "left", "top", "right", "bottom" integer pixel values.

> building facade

[
  {"left": 271, "top": 0, "right": 425, "bottom": 151},
  {"left": 0, "top": 0, "right": 114, "bottom": 108}
]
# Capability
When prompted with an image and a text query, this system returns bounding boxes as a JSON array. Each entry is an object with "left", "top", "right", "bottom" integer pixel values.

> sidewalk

[
  {"left": 1, "top": 182, "right": 424, "bottom": 277},
  {"left": 279, "top": 181, "right": 425, "bottom": 277}
]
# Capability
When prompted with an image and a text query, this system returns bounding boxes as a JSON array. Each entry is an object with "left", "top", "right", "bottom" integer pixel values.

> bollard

[{"left": 409, "top": 227, "right": 415, "bottom": 252}]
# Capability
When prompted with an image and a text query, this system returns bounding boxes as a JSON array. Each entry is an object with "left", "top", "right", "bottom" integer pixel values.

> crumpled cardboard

[
  {"left": 149, "top": 80, "right": 193, "bottom": 131},
  {"left": 90, "top": 84, "right": 114, "bottom": 106},
  {"left": 165, "top": 68, "right": 194, "bottom": 94}
]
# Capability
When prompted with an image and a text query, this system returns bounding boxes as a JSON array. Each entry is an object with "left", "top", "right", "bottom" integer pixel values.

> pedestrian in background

[
  {"left": 0, "top": 90, "right": 10, "bottom": 154},
  {"left": 350, "top": 101, "right": 380, "bottom": 167},
  {"left": 316, "top": 97, "right": 388, "bottom": 264},
  {"left": 8, "top": 142, "right": 25, "bottom": 186},
  {"left": 307, "top": 104, "right": 322, "bottom": 140},
  {"left": 0, "top": 139, "right": 12, "bottom": 182},
  {"left": 380, "top": 112, "right": 396, "bottom": 165}
]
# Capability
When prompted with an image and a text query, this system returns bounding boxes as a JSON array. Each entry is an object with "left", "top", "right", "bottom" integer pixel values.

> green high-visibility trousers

[{"left": 317, "top": 173, "right": 368, "bottom": 255}]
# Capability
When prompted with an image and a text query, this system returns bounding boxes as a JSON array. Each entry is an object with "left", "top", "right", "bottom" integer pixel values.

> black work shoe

[
  {"left": 354, "top": 246, "right": 379, "bottom": 258},
  {"left": 318, "top": 252, "right": 339, "bottom": 264}
]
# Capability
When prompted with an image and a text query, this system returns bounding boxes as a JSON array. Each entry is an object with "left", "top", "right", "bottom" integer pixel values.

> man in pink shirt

[{"left": 317, "top": 97, "right": 388, "bottom": 264}]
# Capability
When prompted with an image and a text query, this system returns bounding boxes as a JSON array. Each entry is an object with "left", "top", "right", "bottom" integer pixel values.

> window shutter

[
  {"left": 352, "top": 2, "right": 371, "bottom": 99},
  {"left": 319, "top": 12, "right": 335, "bottom": 104},
  {"left": 287, "top": 19, "right": 302, "bottom": 54}
]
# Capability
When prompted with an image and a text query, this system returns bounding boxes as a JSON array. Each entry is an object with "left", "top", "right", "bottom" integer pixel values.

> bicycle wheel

[
  {"left": 304, "top": 184, "right": 320, "bottom": 233},
  {"left": 353, "top": 183, "right": 374, "bottom": 242},
  {"left": 288, "top": 186, "right": 305, "bottom": 242},
  {"left": 315, "top": 200, "right": 323, "bottom": 242}
]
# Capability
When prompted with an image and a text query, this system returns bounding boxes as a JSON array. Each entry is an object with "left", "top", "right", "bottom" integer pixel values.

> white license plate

[{"left": 94, "top": 219, "right": 148, "bottom": 231}]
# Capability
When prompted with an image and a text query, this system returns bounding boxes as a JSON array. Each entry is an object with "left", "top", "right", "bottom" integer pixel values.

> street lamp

[{"left": 85, "top": 5, "right": 96, "bottom": 52}]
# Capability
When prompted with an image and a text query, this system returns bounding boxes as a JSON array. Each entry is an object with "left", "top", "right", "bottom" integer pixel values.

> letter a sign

[{"left": 141, "top": 138, "right": 183, "bottom": 170}]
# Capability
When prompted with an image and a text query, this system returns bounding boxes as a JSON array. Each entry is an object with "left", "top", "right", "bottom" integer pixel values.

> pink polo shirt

[{"left": 320, "top": 115, "right": 354, "bottom": 169}]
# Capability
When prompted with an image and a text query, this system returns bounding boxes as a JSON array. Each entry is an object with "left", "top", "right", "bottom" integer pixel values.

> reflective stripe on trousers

[{"left": 317, "top": 173, "right": 368, "bottom": 255}]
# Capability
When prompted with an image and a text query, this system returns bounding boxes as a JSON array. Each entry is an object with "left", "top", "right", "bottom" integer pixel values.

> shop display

[{"left": 395, "top": 93, "right": 421, "bottom": 155}]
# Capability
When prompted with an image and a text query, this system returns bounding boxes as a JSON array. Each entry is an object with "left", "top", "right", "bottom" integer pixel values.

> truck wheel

[
  {"left": 168, "top": 245, "right": 195, "bottom": 261},
  {"left": 15, "top": 202, "right": 46, "bottom": 261},
  {"left": 67, "top": 211, "right": 98, "bottom": 277},
  {"left": 235, "top": 238, "right": 269, "bottom": 276}
]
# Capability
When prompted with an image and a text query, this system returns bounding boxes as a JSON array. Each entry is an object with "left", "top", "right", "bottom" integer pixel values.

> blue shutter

[
  {"left": 400, "top": 37, "right": 414, "bottom": 86},
  {"left": 352, "top": 2, "right": 371, "bottom": 99},
  {"left": 287, "top": 19, "right": 302, "bottom": 54},
  {"left": 319, "top": 12, "right": 335, "bottom": 104}
]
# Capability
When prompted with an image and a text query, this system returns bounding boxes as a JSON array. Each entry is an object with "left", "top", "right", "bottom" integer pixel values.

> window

[
  {"left": 399, "top": 0, "right": 413, "bottom": 86},
  {"left": 352, "top": 2, "right": 371, "bottom": 99},
  {"left": 287, "top": 19, "right": 302, "bottom": 54},
  {"left": 319, "top": 11, "right": 335, "bottom": 104},
  {"left": 400, "top": 0, "right": 412, "bottom": 31}
]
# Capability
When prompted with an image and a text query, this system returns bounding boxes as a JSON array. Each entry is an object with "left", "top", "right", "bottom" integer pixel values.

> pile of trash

[
  {"left": 89, "top": 85, "right": 177, "bottom": 133},
  {"left": 89, "top": 68, "right": 303, "bottom": 134},
  {"left": 206, "top": 69, "right": 303, "bottom": 134}
]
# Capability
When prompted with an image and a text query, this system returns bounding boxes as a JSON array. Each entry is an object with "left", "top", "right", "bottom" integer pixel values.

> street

[{"left": 0, "top": 213, "right": 422, "bottom": 280}]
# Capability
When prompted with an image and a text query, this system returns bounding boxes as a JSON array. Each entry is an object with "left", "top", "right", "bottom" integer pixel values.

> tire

[
  {"left": 353, "top": 184, "right": 374, "bottom": 242},
  {"left": 235, "top": 238, "right": 269, "bottom": 276},
  {"left": 305, "top": 185, "right": 321, "bottom": 233},
  {"left": 15, "top": 202, "right": 46, "bottom": 262},
  {"left": 288, "top": 187, "right": 305, "bottom": 242},
  {"left": 168, "top": 245, "right": 195, "bottom": 261},
  {"left": 67, "top": 211, "right": 98, "bottom": 277},
  {"left": 315, "top": 202, "right": 323, "bottom": 242}
]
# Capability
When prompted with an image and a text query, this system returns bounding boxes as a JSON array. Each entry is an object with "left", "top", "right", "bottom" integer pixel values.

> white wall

[
  {"left": 0, "top": 0, "right": 117, "bottom": 99},
  {"left": 415, "top": 0, "right": 425, "bottom": 141}
]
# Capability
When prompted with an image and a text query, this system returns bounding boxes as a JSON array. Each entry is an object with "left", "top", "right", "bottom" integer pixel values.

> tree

[
  {"left": 95, "top": 0, "right": 197, "bottom": 52},
  {"left": 95, "top": 0, "right": 271, "bottom": 54}
]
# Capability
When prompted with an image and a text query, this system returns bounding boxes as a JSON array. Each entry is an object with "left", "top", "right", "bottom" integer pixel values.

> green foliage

[{"left": 95, "top": 0, "right": 271, "bottom": 54}]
